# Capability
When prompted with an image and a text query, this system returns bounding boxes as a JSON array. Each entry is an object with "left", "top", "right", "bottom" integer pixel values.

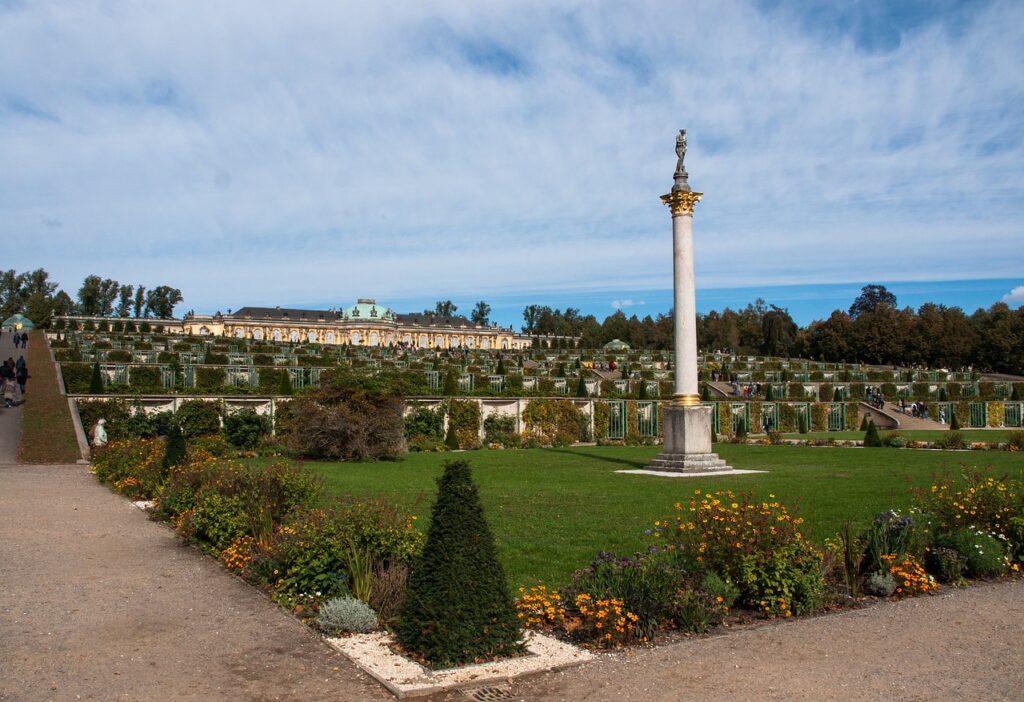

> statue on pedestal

[{"left": 672, "top": 129, "right": 690, "bottom": 192}]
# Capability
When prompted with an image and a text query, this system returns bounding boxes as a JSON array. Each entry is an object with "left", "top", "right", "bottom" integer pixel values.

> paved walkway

[{"left": 0, "top": 331, "right": 25, "bottom": 463}]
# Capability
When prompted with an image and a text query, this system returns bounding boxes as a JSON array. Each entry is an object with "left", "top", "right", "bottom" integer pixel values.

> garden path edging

[{"left": 326, "top": 630, "right": 594, "bottom": 698}]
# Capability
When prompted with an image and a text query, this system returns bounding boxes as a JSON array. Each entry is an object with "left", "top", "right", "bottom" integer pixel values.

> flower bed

[{"left": 513, "top": 470, "right": 1024, "bottom": 649}]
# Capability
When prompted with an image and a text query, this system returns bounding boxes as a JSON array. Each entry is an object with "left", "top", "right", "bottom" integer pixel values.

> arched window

[
  {"left": 369, "top": 332, "right": 380, "bottom": 346},
  {"left": 385, "top": 334, "right": 395, "bottom": 346},
  {"left": 272, "top": 330, "right": 282, "bottom": 342},
  {"left": 253, "top": 329, "right": 264, "bottom": 341},
  {"left": 290, "top": 331, "right": 299, "bottom": 343},
  {"left": 403, "top": 333, "right": 412, "bottom": 345},
  {"left": 326, "top": 332, "right": 335, "bottom": 344},
  {"left": 501, "top": 339, "right": 509, "bottom": 350},
  {"left": 466, "top": 337, "right": 475, "bottom": 348},
  {"left": 307, "top": 331, "right": 317, "bottom": 343},
  {"left": 450, "top": 335, "right": 460, "bottom": 348},
  {"left": 435, "top": 336, "right": 443, "bottom": 348},
  {"left": 198, "top": 326, "right": 210, "bottom": 336},
  {"left": 234, "top": 328, "right": 245, "bottom": 338},
  {"left": 351, "top": 331, "right": 361, "bottom": 345},
  {"left": 481, "top": 338, "right": 490, "bottom": 350},
  {"left": 418, "top": 334, "right": 428, "bottom": 348}
]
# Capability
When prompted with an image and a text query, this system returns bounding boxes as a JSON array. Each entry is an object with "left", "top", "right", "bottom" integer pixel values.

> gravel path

[
  {"left": 0, "top": 464, "right": 385, "bottom": 702},
  {"left": 2, "top": 460, "right": 1022, "bottom": 700}
]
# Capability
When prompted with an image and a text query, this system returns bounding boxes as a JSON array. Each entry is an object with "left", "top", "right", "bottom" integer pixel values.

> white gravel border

[
  {"left": 325, "top": 630, "right": 594, "bottom": 698},
  {"left": 616, "top": 468, "right": 766, "bottom": 478}
]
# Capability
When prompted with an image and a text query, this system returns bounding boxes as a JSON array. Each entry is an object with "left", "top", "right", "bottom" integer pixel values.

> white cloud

[
  {"left": 611, "top": 299, "right": 645, "bottom": 310},
  {"left": 2, "top": 1, "right": 1023, "bottom": 316},
  {"left": 1003, "top": 286, "right": 1024, "bottom": 306}
]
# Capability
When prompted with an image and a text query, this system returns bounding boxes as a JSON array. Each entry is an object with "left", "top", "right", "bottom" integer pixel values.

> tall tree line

[
  {"left": 522, "top": 285, "right": 1024, "bottom": 375},
  {"left": 0, "top": 269, "right": 183, "bottom": 325}
]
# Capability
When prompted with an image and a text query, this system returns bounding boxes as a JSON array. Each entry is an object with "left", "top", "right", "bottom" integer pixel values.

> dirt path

[{"left": 2, "top": 464, "right": 1022, "bottom": 701}]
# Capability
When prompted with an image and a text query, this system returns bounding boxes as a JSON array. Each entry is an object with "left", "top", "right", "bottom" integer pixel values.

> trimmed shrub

[
  {"left": 950, "top": 410, "right": 961, "bottom": 431},
  {"left": 863, "top": 420, "right": 882, "bottom": 447},
  {"left": 89, "top": 362, "right": 104, "bottom": 394},
  {"left": 222, "top": 409, "right": 271, "bottom": 449},
  {"left": 522, "top": 398, "right": 582, "bottom": 447},
  {"left": 396, "top": 460, "right": 523, "bottom": 668},
  {"left": 162, "top": 424, "right": 187, "bottom": 468},
  {"left": 317, "top": 596, "right": 378, "bottom": 634},
  {"left": 176, "top": 400, "right": 222, "bottom": 438}
]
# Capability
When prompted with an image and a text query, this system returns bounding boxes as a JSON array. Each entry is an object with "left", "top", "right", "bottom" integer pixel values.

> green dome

[
  {"left": 603, "top": 338, "right": 630, "bottom": 351},
  {"left": 3, "top": 314, "right": 35, "bottom": 330},
  {"left": 341, "top": 298, "right": 394, "bottom": 322}
]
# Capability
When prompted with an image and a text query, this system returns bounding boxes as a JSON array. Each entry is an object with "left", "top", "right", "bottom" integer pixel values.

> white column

[{"left": 672, "top": 211, "right": 699, "bottom": 401}]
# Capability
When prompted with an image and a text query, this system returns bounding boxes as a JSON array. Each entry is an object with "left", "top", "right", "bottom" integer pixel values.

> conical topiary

[
  {"left": 277, "top": 369, "right": 293, "bottom": 396},
  {"left": 443, "top": 369, "right": 459, "bottom": 396},
  {"left": 700, "top": 384, "right": 711, "bottom": 401},
  {"left": 798, "top": 413, "right": 809, "bottom": 434},
  {"left": 637, "top": 380, "right": 648, "bottom": 400},
  {"left": 859, "top": 414, "right": 869, "bottom": 431},
  {"left": 765, "top": 384, "right": 775, "bottom": 401},
  {"left": 89, "top": 361, "right": 104, "bottom": 394},
  {"left": 444, "top": 417, "right": 460, "bottom": 451},
  {"left": 864, "top": 420, "right": 882, "bottom": 447},
  {"left": 162, "top": 423, "right": 187, "bottom": 469},
  {"left": 496, "top": 358, "right": 506, "bottom": 375},
  {"left": 833, "top": 388, "right": 843, "bottom": 402},
  {"left": 576, "top": 375, "right": 588, "bottom": 398},
  {"left": 396, "top": 460, "right": 523, "bottom": 668},
  {"left": 950, "top": 410, "right": 960, "bottom": 431},
  {"left": 1011, "top": 386, "right": 1021, "bottom": 401},
  {"left": 939, "top": 387, "right": 948, "bottom": 402}
]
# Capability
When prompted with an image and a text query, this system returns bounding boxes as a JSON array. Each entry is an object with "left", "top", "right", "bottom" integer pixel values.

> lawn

[
  {"left": 302, "top": 443, "right": 1024, "bottom": 589},
  {"left": 18, "top": 331, "right": 81, "bottom": 463}
]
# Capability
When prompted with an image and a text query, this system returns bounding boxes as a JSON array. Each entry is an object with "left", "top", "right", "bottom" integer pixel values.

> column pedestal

[{"left": 647, "top": 405, "right": 732, "bottom": 473}]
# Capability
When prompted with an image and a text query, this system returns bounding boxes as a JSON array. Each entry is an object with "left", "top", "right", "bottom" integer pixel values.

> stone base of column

[{"left": 647, "top": 404, "right": 732, "bottom": 473}]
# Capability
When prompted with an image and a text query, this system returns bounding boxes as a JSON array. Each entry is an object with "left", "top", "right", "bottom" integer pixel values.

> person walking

[
  {"left": 13, "top": 334, "right": 19, "bottom": 349},
  {"left": 16, "top": 361, "right": 27, "bottom": 398},
  {"left": 21, "top": 331, "right": 27, "bottom": 349},
  {"left": 3, "top": 375, "right": 17, "bottom": 408}
]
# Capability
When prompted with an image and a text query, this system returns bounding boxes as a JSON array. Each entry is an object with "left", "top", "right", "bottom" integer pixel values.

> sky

[{"left": 2, "top": 0, "right": 1022, "bottom": 329}]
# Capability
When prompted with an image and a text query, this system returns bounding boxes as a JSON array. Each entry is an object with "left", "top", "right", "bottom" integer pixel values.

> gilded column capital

[{"left": 661, "top": 190, "right": 703, "bottom": 216}]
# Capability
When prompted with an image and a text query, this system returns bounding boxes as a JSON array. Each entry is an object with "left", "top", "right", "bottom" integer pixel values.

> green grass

[
  {"left": 301, "top": 444, "right": 1024, "bottom": 590},
  {"left": 18, "top": 331, "right": 81, "bottom": 463},
  {"left": 782, "top": 429, "right": 1019, "bottom": 442}
]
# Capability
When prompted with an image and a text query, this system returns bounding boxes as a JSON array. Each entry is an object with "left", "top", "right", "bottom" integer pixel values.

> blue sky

[{"left": 2, "top": 1, "right": 1022, "bottom": 330}]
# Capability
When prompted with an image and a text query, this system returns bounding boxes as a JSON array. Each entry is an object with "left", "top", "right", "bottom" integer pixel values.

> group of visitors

[
  {"left": 733, "top": 382, "right": 764, "bottom": 398},
  {"left": 1, "top": 356, "right": 28, "bottom": 408},
  {"left": 866, "top": 387, "right": 886, "bottom": 409},
  {"left": 898, "top": 399, "right": 933, "bottom": 421}
]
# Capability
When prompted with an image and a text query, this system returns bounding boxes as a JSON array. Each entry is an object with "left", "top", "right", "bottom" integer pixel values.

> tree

[
  {"left": 761, "top": 305, "right": 798, "bottom": 357},
  {"left": 132, "top": 286, "right": 147, "bottom": 318},
  {"left": 428, "top": 300, "right": 457, "bottom": 318},
  {"left": 0, "top": 270, "right": 27, "bottom": 318},
  {"left": 522, "top": 304, "right": 543, "bottom": 334},
  {"left": 848, "top": 284, "right": 897, "bottom": 319},
  {"left": 396, "top": 460, "right": 522, "bottom": 667},
  {"left": 470, "top": 301, "right": 491, "bottom": 326},
  {"left": 576, "top": 375, "right": 588, "bottom": 398},
  {"left": 277, "top": 369, "right": 293, "bottom": 396},
  {"left": 442, "top": 369, "right": 459, "bottom": 396},
  {"left": 115, "top": 284, "right": 134, "bottom": 318},
  {"left": 863, "top": 420, "right": 882, "bottom": 447},
  {"left": 97, "top": 278, "right": 119, "bottom": 316},
  {"left": 145, "top": 286, "right": 183, "bottom": 318},
  {"left": 77, "top": 275, "right": 103, "bottom": 316}
]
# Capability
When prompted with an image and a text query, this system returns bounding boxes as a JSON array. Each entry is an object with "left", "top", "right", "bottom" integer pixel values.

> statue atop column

[{"left": 672, "top": 128, "right": 691, "bottom": 192}]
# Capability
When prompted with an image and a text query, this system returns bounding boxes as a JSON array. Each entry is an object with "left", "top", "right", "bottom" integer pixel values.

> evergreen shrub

[
  {"left": 863, "top": 420, "right": 882, "bottom": 447},
  {"left": 317, "top": 596, "right": 378, "bottom": 634},
  {"left": 396, "top": 460, "right": 523, "bottom": 668},
  {"left": 222, "top": 409, "right": 271, "bottom": 449}
]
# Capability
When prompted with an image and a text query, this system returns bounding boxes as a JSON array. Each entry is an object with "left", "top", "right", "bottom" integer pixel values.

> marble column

[{"left": 647, "top": 130, "right": 731, "bottom": 473}]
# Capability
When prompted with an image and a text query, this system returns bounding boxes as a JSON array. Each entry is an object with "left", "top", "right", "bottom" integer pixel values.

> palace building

[{"left": 180, "top": 299, "right": 531, "bottom": 350}]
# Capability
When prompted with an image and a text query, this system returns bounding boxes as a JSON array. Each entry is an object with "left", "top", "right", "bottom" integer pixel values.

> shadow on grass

[{"left": 546, "top": 447, "right": 651, "bottom": 469}]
